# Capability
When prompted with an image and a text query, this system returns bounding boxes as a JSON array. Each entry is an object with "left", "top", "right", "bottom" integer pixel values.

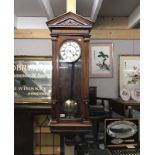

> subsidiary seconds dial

[{"left": 60, "top": 40, "right": 81, "bottom": 62}]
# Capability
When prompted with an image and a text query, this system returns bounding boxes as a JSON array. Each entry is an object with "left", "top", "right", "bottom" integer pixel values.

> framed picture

[
  {"left": 119, "top": 55, "right": 140, "bottom": 99},
  {"left": 14, "top": 56, "right": 52, "bottom": 103},
  {"left": 90, "top": 43, "right": 113, "bottom": 77}
]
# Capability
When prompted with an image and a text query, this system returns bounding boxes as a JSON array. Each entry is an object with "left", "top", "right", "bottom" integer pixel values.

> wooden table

[{"left": 109, "top": 98, "right": 140, "bottom": 118}]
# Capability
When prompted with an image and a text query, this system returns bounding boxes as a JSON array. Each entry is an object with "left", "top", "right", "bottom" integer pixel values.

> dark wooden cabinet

[
  {"left": 14, "top": 110, "right": 33, "bottom": 155},
  {"left": 14, "top": 104, "right": 51, "bottom": 155}
]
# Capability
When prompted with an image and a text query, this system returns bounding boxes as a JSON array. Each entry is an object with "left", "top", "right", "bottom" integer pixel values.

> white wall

[
  {"left": 14, "top": 39, "right": 140, "bottom": 98},
  {"left": 89, "top": 40, "right": 140, "bottom": 98},
  {"left": 14, "top": 39, "right": 52, "bottom": 56}
]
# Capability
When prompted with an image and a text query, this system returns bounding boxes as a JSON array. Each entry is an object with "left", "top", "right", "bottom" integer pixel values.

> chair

[{"left": 89, "top": 86, "right": 112, "bottom": 116}]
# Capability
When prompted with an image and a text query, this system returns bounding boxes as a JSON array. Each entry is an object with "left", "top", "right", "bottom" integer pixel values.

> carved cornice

[{"left": 47, "top": 12, "right": 93, "bottom": 30}]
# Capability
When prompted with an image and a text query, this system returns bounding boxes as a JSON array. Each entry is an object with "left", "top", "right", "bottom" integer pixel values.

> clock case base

[{"left": 49, "top": 119, "right": 92, "bottom": 134}]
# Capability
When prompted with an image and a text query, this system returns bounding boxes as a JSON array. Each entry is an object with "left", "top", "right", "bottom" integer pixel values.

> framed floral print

[
  {"left": 119, "top": 55, "right": 140, "bottom": 101},
  {"left": 90, "top": 43, "right": 113, "bottom": 77}
]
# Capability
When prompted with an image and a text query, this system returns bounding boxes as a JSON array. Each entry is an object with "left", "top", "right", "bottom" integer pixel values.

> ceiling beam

[
  {"left": 38, "top": 0, "right": 54, "bottom": 20},
  {"left": 14, "top": 29, "right": 140, "bottom": 40},
  {"left": 90, "top": 0, "right": 104, "bottom": 22},
  {"left": 128, "top": 4, "right": 140, "bottom": 28},
  {"left": 66, "top": 0, "right": 76, "bottom": 13}
]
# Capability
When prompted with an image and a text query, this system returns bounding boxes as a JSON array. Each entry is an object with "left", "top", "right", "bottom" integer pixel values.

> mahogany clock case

[{"left": 47, "top": 12, "right": 93, "bottom": 133}]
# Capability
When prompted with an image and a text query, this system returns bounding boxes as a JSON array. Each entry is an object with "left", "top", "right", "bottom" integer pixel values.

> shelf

[{"left": 34, "top": 146, "right": 60, "bottom": 155}]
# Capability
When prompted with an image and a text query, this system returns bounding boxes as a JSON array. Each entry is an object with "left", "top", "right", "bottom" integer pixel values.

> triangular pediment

[
  {"left": 46, "top": 12, "right": 93, "bottom": 29},
  {"left": 54, "top": 18, "right": 87, "bottom": 27}
]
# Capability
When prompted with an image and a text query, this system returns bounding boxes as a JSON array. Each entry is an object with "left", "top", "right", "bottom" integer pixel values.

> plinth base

[{"left": 49, "top": 119, "right": 92, "bottom": 134}]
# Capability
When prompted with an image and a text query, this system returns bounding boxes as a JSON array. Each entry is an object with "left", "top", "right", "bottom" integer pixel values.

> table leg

[{"left": 92, "top": 119, "right": 99, "bottom": 148}]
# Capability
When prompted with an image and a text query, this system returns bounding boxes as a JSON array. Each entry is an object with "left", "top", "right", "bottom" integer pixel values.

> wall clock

[{"left": 47, "top": 12, "right": 93, "bottom": 133}]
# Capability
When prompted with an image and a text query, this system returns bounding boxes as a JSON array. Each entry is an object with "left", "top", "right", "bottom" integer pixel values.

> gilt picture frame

[
  {"left": 14, "top": 56, "right": 52, "bottom": 103},
  {"left": 90, "top": 43, "right": 113, "bottom": 77}
]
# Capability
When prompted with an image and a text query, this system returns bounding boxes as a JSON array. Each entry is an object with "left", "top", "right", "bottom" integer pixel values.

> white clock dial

[{"left": 60, "top": 40, "right": 81, "bottom": 62}]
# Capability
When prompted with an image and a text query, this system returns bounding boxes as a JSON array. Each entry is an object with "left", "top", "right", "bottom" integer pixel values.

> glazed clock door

[{"left": 58, "top": 37, "right": 83, "bottom": 119}]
